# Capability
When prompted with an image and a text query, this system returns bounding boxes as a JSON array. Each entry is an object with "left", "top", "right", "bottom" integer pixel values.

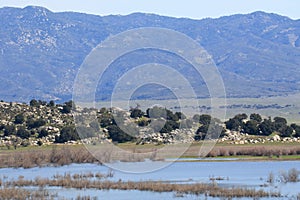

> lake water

[{"left": 0, "top": 160, "right": 299, "bottom": 199}]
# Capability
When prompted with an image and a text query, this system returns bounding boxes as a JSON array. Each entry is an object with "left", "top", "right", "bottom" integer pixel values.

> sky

[{"left": 0, "top": 0, "right": 300, "bottom": 20}]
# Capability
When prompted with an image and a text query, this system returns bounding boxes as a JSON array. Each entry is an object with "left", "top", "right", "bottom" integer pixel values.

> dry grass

[
  {"left": 0, "top": 142, "right": 300, "bottom": 169},
  {"left": 0, "top": 187, "right": 52, "bottom": 200},
  {"left": 0, "top": 145, "right": 99, "bottom": 168},
  {"left": 1, "top": 172, "right": 281, "bottom": 198},
  {"left": 205, "top": 145, "right": 300, "bottom": 158}
]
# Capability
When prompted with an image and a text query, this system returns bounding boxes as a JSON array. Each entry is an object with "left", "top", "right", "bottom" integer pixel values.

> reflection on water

[{"left": 0, "top": 161, "right": 299, "bottom": 199}]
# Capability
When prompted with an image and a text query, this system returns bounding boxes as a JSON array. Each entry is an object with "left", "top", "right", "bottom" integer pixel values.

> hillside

[
  {"left": 0, "top": 6, "right": 300, "bottom": 101},
  {"left": 1, "top": 99, "right": 300, "bottom": 149}
]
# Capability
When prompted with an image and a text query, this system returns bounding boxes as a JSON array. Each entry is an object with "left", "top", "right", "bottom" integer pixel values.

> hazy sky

[{"left": 0, "top": 0, "right": 300, "bottom": 20}]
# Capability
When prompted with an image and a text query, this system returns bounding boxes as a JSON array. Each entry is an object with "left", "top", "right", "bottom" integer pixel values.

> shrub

[
  {"left": 16, "top": 127, "right": 31, "bottom": 139},
  {"left": 107, "top": 124, "right": 135, "bottom": 143},
  {"left": 38, "top": 129, "right": 49, "bottom": 138},
  {"left": 55, "top": 126, "right": 79, "bottom": 143},
  {"left": 27, "top": 118, "right": 46, "bottom": 129},
  {"left": 14, "top": 113, "right": 25, "bottom": 124},
  {"left": 4, "top": 125, "right": 16, "bottom": 136},
  {"left": 130, "top": 108, "right": 144, "bottom": 118}
]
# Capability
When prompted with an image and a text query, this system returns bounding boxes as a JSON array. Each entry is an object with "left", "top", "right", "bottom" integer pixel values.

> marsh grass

[
  {"left": 279, "top": 168, "right": 299, "bottom": 183},
  {"left": 0, "top": 145, "right": 99, "bottom": 168},
  {"left": 206, "top": 145, "right": 300, "bottom": 158},
  {"left": 1, "top": 172, "right": 281, "bottom": 199},
  {"left": 1, "top": 142, "right": 300, "bottom": 169},
  {"left": 267, "top": 168, "right": 299, "bottom": 185},
  {"left": 0, "top": 187, "right": 52, "bottom": 200}
]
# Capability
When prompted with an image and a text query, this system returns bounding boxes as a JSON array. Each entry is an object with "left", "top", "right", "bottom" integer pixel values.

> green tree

[
  {"left": 199, "top": 114, "right": 212, "bottom": 125},
  {"left": 27, "top": 118, "right": 46, "bottom": 129},
  {"left": 160, "top": 120, "right": 179, "bottom": 133},
  {"left": 195, "top": 122, "right": 225, "bottom": 140},
  {"left": 225, "top": 113, "right": 247, "bottom": 131},
  {"left": 29, "top": 99, "right": 39, "bottom": 107},
  {"left": 280, "top": 126, "right": 294, "bottom": 137},
  {"left": 61, "top": 100, "right": 74, "bottom": 114},
  {"left": 55, "top": 126, "right": 79, "bottom": 143},
  {"left": 175, "top": 112, "right": 186, "bottom": 120},
  {"left": 4, "top": 125, "right": 16, "bottom": 136},
  {"left": 48, "top": 100, "right": 55, "bottom": 107},
  {"left": 38, "top": 128, "right": 49, "bottom": 138},
  {"left": 194, "top": 124, "right": 208, "bottom": 140},
  {"left": 250, "top": 113, "right": 262, "bottom": 123},
  {"left": 243, "top": 120, "right": 259, "bottom": 135},
  {"left": 234, "top": 113, "right": 248, "bottom": 121},
  {"left": 291, "top": 124, "right": 300, "bottom": 137},
  {"left": 130, "top": 108, "right": 144, "bottom": 118},
  {"left": 258, "top": 118, "right": 274, "bottom": 136},
  {"left": 225, "top": 118, "right": 241, "bottom": 131},
  {"left": 273, "top": 117, "right": 287, "bottom": 132},
  {"left": 14, "top": 113, "right": 25, "bottom": 124},
  {"left": 166, "top": 109, "right": 179, "bottom": 121},
  {"left": 99, "top": 113, "right": 115, "bottom": 128},
  {"left": 16, "top": 126, "right": 31, "bottom": 139},
  {"left": 107, "top": 125, "right": 135, "bottom": 143}
]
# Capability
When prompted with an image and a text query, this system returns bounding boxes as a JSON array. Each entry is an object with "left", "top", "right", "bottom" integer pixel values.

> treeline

[{"left": 225, "top": 113, "right": 300, "bottom": 137}]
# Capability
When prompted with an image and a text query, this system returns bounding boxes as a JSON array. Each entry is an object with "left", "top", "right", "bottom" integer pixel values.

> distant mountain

[{"left": 0, "top": 6, "right": 300, "bottom": 102}]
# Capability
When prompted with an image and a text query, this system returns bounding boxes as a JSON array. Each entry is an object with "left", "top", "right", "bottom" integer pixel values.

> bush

[
  {"left": 4, "top": 125, "right": 16, "bottom": 136},
  {"left": 27, "top": 118, "right": 46, "bottom": 129},
  {"left": 14, "top": 113, "right": 25, "bottom": 124},
  {"left": 160, "top": 120, "right": 179, "bottom": 133},
  {"left": 130, "top": 108, "right": 144, "bottom": 118},
  {"left": 243, "top": 120, "right": 259, "bottom": 135},
  {"left": 107, "top": 125, "right": 135, "bottom": 143},
  {"left": 195, "top": 122, "right": 225, "bottom": 140},
  {"left": 37, "top": 141, "right": 43, "bottom": 146},
  {"left": 16, "top": 127, "right": 31, "bottom": 139},
  {"left": 291, "top": 124, "right": 300, "bottom": 137},
  {"left": 61, "top": 100, "right": 74, "bottom": 114},
  {"left": 258, "top": 118, "right": 274, "bottom": 136},
  {"left": 199, "top": 114, "right": 212, "bottom": 125},
  {"left": 99, "top": 113, "right": 115, "bottom": 128},
  {"left": 29, "top": 99, "right": 39, "bottom": 107},
  {"left": 38, "top": 129, "right": 49, "bottom": 138},
  {"left": 55, "top": 126, "right": 79, "bottom": 143}
]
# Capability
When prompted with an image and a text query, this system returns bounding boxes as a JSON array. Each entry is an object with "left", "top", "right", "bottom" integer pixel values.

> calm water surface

[{"left": 1, "top": 160, "right": 299, "bottom": 199}]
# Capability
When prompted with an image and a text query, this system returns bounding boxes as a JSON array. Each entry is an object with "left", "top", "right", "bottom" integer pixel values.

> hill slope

[{"left": 0, "top": 6, "right": 300, "bottom": 101}]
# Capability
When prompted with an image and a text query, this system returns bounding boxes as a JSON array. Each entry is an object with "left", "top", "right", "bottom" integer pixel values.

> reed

[
  {"left": 0, "top": 187, "right": 52, "bottom": 200},
  {"left": 2, "top": 172, "right": 281, "bottom": 198},
  {"left": 279, "top": 168, "right": 299, "bottom": 183},
  {"left": 0, "top": 145, "right": 100, "bottom": 168},
  {"left": 206, "top": 145, "right": 300, "bottom": 158}
]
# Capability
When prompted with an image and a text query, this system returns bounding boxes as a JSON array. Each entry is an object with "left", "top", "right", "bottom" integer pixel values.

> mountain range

[{"left": 0, "top": 6, "right": 300, "bottom": 102}]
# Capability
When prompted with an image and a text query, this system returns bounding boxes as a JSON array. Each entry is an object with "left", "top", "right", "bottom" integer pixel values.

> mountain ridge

[{"left": 0, "top": 6, "right": 300, "bottom": 102}]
